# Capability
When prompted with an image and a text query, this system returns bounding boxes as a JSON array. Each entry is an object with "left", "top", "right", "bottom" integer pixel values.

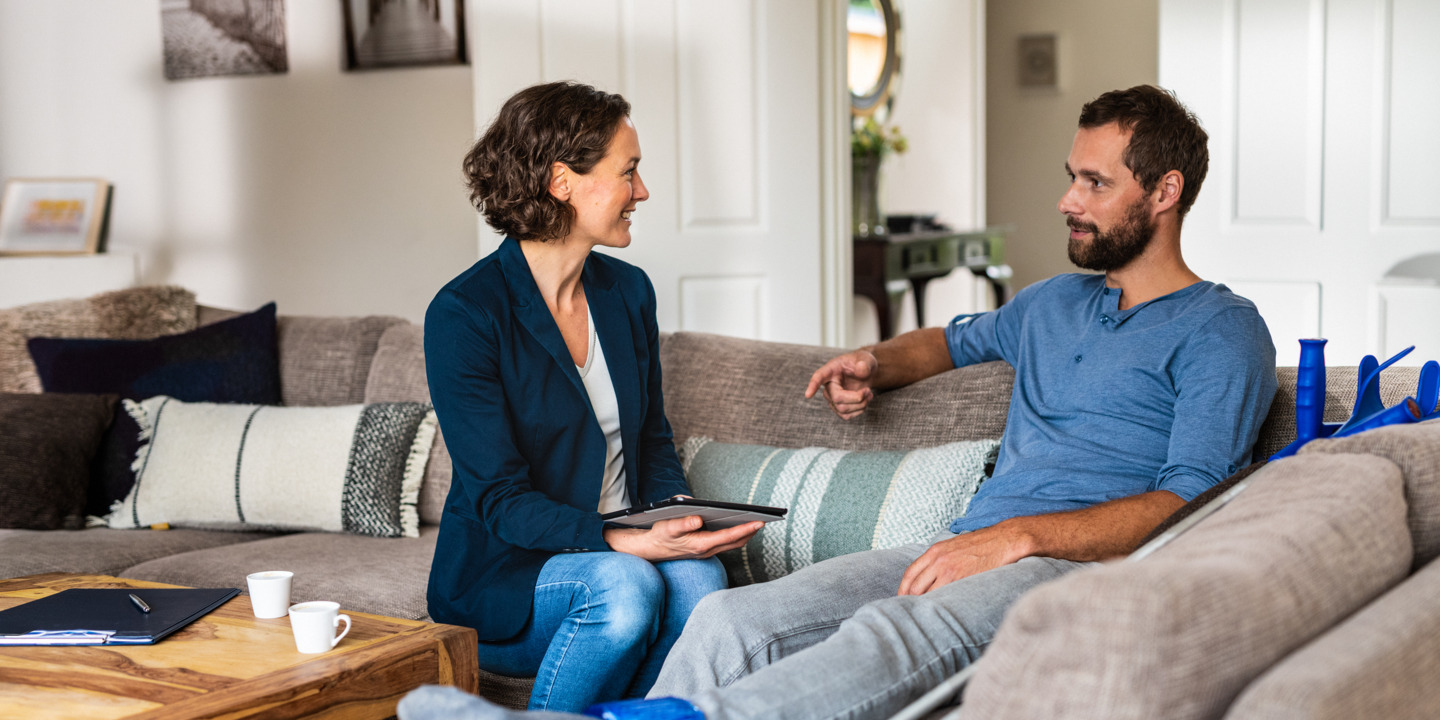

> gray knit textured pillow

[{"left": 0, "top": 286, "right": 196, "bottom": 394}]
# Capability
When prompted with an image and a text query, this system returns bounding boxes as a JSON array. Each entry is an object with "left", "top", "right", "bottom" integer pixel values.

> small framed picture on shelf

[{"left": 0, "top": 178, "right": 112, "bottom": 256}]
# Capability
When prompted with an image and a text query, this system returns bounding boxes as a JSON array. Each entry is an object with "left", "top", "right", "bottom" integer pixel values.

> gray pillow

[
  {"left": 679, "top": 436, "right": 998, "bottom": 585},
  {"left": 0, "top": 392, "right": 117, "bottom": 529}
]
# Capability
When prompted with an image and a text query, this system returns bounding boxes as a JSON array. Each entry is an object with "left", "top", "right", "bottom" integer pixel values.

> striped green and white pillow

[{"left": 679, "top": 436, "right": 1000, "bottom": 585}]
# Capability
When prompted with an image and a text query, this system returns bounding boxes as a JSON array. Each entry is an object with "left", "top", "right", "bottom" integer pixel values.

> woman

[{"left": 424, "top": 81, "right": 762, "bottom": 712}]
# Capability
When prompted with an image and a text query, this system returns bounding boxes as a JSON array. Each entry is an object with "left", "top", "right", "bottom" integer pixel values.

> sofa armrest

[
  {"left": 959, "top": 453, "right": 1412, "bottom": 720},
  {"left": 1225, "top": 555, "right": 1440, "bottom": 719},
  {"left": 1299, "top": 419, "right": 1440, "bottom": 570}
]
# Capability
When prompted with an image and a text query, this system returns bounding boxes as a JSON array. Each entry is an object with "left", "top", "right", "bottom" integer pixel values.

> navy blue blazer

[{"left": 423, "top": 237, "right": 691, "bottom": 641}]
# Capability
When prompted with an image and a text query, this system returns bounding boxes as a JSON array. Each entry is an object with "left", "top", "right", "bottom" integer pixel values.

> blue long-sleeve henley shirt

[{"left": 946, "top": 273, "right": 1277, "bottom": 534}]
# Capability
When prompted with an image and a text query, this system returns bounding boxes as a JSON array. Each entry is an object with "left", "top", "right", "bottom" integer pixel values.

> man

[{"left": 397, "top": 85, "right": 1277, "bottom": 720}]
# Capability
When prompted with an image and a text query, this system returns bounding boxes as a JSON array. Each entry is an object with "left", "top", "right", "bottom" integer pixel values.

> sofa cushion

[
  {"left": 0, "top": 527, "right": 273, "bottom": 580},
  {"left": 193, "top": 307, "right": 409, "bottom": 404},
  {"left": 363, "top": 322, "right": 452, "bottom": 526},
  {"left": 364, "top": 323, "right": 429, "bottom": 403},
  {"left": 1253, "top": 364, "right": 1420, "bottom": 462},
  {"left": 960, "top": 453, "right": 1413, "bottom": 720},
  {"left": 122, "top": 525, "right": 440, "bottom": 621},
  {"left": 1224, "top": 555, "right": 1440, "bottom": 720},
  {"left": 107, "top": 397, "right": 436, "bottom": 538},
  {"left": 0, "top": 285, "right": 196, "bottom": 394},
  {"left": 660, "top": 332, "right": 1014, "bottom": 451},
  {"left": 680, "top": 436, "right": 998, "bottom": 585},
  {"left": 26, "top": 303, "right": 283, "bottom": 518},
  {"left": 0, "top": 393, "right": 117, "bottom": 530},
  {"left": 277, "top": 314, "right": 407, "bottom": 407},
  {"left": 1298, "top": 418, "right": 1440, "bottom": 569}
]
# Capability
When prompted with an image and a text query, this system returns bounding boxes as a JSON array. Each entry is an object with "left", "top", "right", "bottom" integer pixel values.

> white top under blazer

[{"left": 575, "top": 305, "right": 630, "bottom": 514}]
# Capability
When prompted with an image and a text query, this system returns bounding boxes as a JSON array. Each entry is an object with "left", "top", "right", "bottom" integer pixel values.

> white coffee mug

[
  {"left": 288, "top": 601, "right": 351, "bottom": 654},
  {"left": 246, "top": 570, "right": 294, "bottom": 619}
]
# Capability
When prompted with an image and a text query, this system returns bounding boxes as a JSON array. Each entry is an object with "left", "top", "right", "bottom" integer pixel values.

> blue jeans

[{"left": 476, "top": 552, "right": 727, "bottom": 712}]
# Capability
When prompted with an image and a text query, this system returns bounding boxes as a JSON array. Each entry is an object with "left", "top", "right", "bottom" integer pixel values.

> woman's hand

[{"left": 604, "top": 515, "right": 763, "bottom": 561}]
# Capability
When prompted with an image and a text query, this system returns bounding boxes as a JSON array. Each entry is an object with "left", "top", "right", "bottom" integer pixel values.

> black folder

[{"left": 0, "top": 587, "right": 239, "bottom": 645}]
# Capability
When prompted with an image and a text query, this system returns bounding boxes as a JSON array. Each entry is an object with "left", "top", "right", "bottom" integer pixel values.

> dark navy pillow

[{"left": 27, "top": 302, "right": 281, "bottom": 517}]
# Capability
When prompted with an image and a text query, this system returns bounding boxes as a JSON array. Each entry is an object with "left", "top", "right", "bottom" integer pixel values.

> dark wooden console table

[{"left": 854, "top": 228, "right": 1010, "bottom": 340}]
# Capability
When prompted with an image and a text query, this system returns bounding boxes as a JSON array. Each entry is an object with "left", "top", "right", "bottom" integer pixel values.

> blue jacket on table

[{"left": 423, "top": 236, "right": 691, "bottom": 641}]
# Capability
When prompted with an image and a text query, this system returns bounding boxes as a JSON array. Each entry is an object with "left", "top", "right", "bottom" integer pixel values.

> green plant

[{"left": 851, "top": 117, "right": 908, "bottom": 157}]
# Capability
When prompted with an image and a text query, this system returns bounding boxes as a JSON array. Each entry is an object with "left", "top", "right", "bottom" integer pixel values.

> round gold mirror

[{"left": 848, "top": 0, "right": 900, "bottom": 122}]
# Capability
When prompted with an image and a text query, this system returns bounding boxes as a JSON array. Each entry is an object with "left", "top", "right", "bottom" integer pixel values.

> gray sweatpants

[{"left": 649, "top": 535, "right": 1091, "bottom": 720}]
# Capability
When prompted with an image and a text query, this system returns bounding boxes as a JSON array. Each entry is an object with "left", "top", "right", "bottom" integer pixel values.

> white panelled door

[
  {"left": 1161, "top": 0, "right": 1440, "bottom": 367},
  {"left": 469, "top": 0, "right": 824, "bottom": 344}
]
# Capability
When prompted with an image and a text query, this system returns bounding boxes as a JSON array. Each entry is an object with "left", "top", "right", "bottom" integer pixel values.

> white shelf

[{"left": 0, "top": 253, "right": 139, "bottom": 308}]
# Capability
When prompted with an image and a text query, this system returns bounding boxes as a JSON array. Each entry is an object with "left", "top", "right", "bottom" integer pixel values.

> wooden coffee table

[{"left": 0, "top": 573, "right": 478, "bottom": 719}]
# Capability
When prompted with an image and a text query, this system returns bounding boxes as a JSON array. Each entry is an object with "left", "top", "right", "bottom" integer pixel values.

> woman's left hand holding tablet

[{"left": 603, "top": 516, "right": 762, "bottom": 561}]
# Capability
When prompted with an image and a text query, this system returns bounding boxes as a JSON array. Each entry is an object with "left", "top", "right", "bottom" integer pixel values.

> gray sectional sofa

[
  {"left": 0, "top": 307, "right": 442, "bottom": 621},
  {"left": 3, "top": 304, "right": 1438, "bottom": 718}
]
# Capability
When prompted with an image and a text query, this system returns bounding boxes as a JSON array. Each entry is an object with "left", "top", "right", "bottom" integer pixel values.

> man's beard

[{"left": 1067, "top": 198, "right": 1155, "bottom": 272}]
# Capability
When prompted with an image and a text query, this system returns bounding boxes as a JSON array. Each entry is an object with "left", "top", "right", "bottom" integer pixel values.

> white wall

[
  {"left": 0, "top": 0, "right": 991, "bottom": 339},
  {"left": 852, "top": 0, "right": 988, "bottom": 345},
  {"left": 986, "top": 0, "right": 1159, "bottom": 292},
  {"left": 0, "top": 1, "right": 477, "bottom": 321}
]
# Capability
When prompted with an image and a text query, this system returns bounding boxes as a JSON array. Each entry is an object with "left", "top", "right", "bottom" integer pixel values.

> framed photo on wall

[
  {"left": 161, "top": 0, "right": 289, "bottom": 80},
  {"left": 340, "top": 0, "right": 468, "bottom": 71},
  {"left": 0, "top": 178, "right": 113, "bottom": 256}
]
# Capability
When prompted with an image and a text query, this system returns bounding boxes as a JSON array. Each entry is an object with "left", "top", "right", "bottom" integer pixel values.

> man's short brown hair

[
  {"left": 463, "top": 82, "right": 631, "bottom": 241},
  {"left": 1078, "top": 85, "right": 1209, "bottom": 220}
]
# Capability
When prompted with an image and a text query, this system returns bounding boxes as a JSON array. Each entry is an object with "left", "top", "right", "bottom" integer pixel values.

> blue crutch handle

[{"left": 584, "top": 698, "right": 705, "bottom": 720}]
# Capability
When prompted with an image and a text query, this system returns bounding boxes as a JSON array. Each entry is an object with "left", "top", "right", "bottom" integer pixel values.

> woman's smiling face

[{"left": 564, "top": 116, "right": 648, "bottom": 249}]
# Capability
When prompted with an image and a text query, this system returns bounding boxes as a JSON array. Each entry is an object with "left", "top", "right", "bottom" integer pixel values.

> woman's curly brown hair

[{"left": 463, "top": 82, "right": 631, "bottom": 241}]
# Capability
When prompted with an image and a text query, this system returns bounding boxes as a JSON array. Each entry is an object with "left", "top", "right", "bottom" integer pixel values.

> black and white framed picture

[
  {"left": 341, "top": 0, "right": 469, "bottom": 71},
  {"left": 161, "top": 0, "right": 289, "bottom": 80}
]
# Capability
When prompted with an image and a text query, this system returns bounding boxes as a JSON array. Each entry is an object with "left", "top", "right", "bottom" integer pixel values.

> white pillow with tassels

[{"left": 105, "top": 396, "right": 436, "bottom": 538}]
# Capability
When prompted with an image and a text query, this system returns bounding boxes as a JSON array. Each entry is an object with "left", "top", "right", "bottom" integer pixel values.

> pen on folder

[{"left": 129, "top": 593, "right": 151, "bottom": 614}]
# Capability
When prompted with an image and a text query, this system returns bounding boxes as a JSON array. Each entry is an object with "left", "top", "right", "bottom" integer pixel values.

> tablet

[{"left": 601, "top": 497, "right": 787, "bottom": 530}]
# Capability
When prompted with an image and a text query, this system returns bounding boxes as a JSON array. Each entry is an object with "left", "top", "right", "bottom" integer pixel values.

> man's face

[{"left": 1058, "top": 123, "right": 1156, "bottom": 272}]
